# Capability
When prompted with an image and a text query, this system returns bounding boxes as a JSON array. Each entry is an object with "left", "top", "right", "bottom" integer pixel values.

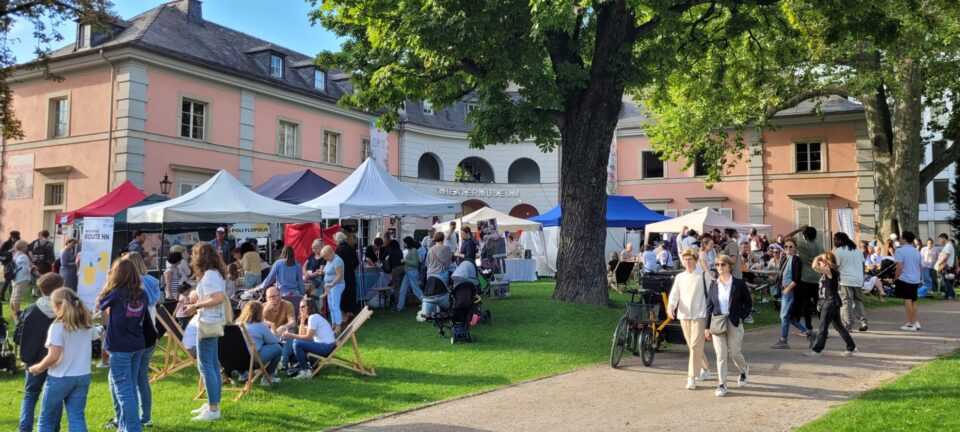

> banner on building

[
  {"left": 836, "top": 208, "right": 855, "bottom": 237},
  {"left": 5, "top": 153, "right": 34, "bottom": 199},
  {"left": 370, "top": 118, "right": 389, "bottom": 171},
  {"left": 606, "top": 136, "right": 617, "bottom": 195},
  {"left": 78, "top": 217, "right": 114, "bottom": 310}
]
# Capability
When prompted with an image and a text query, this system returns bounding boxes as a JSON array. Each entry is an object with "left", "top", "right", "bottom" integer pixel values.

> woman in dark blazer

[{"left": 705, "top": 254, "right": 753, "bottom": 397}]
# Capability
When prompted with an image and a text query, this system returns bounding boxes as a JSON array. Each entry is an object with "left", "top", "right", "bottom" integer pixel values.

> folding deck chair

[
  {"left": 608, "top": 261, "right": 636, "bottom": 293},
  {"left": 150, "top": 301, "right": 195, "bottom": 383},
  {"left": 195, "top": 324, "right": 274, "bottom": 401},
  {"left": 306, "top": 306, "right": 376, "bottom": 378}
]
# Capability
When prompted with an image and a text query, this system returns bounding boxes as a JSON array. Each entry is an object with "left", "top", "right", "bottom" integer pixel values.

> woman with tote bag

[{"left": 705, "top": 254, "right": 753, "bottom": 397}]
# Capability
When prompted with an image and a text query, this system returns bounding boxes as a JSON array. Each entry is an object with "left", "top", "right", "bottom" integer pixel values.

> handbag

[
  {"left": 196, "top": 274, "right": 225, "bottom": 339},
  {"left": 710, "top": 314, "right": 729, "bottom": 335}
]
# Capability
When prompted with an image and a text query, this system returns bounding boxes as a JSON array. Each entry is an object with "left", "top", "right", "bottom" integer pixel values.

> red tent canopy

[
  {"left": 284, "top": 223, "right": 340, "bottom": 264},
  {"left": 55, "top": 181, "right": 147, "bottom": 225}
]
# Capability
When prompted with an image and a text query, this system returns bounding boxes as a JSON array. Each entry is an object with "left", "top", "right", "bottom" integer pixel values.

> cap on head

[{"left": 217, "top": 227, "right": 226, "bottom": 233}]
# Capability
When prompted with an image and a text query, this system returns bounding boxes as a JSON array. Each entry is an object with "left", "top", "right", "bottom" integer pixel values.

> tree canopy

[{"left": 311, "top": 0, "right": 788, "bottom": 305}]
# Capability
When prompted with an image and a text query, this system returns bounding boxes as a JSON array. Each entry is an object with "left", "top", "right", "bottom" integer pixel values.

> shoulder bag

[
  {"left": 197, "top": 274, "right": 226, "bottom": 339},
  {"left": 708, "top": 276, "right": 729, "bottom": 335}
]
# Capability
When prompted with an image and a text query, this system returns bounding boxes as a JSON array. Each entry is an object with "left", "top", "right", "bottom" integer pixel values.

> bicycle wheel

[
  {"left": 610, "top": 317, "right": 629, "bottom": 368},
  {"left": 640, "top": 326, "right": 656, "bottom": 366}
]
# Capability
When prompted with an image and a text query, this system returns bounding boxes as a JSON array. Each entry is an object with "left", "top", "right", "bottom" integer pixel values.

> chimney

[{"left": 175, "top": 0, "right": 203, "bottom": 23}]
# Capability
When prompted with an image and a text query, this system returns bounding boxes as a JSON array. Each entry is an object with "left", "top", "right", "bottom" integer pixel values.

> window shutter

[
  {"left": 795, "top": 206, "right": 811, "bottom": 228},
  {"left": 664, "top": 209, "right": 678, "bottom": 218},
  {"left": 718, "top": 208, "right": 733, "bottom": 219}
]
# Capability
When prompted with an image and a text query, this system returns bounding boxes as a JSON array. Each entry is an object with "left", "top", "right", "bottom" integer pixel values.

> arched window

[
  {"left": 461, "top": 199, "right": 488, "bottom": 215},
  {"left": 456, "top": 157, "right": 495, "bottom": 183},
  {"left": 509, "top": 204, "right": 539, "bottom": 218},
  {"left": 417, "top": 153, "right": 441, "bottom": 180},
  {"left": 508, "top": 158, "right": 541, "bottom": 184}
]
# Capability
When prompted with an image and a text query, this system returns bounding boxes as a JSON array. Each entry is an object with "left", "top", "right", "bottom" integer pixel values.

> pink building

[
  {"left": 2, "top": 0, "right": 877, "bottom": 250},
  {"left": 2, "top": 0, "right": 399, "bottom": 240},
  {"left": 616, "top": 96, "right": 875, "bottom": 246}
]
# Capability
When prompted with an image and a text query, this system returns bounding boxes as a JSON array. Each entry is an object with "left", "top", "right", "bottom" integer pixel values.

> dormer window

[
  {"left": 270, "top": 54, "right": 283, "bottom": 78},
  {"left": 314, "top": 69, "right": 325, "bottom": 91},
  {"left": 76, "top": 24, "right": 91, "bottom": 49},
  {"left": 422, "top": 100, "right": 434, "bottom": 115}
]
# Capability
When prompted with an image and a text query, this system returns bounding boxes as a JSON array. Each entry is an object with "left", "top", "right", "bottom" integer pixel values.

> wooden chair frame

[
  {"left": 608, "top": 261, "right": 637, "bottom": 293},
  {"left": 150, "top": 305, "right": 195, "bottom": 383},
  {"left": 195, "top": 324, "right": 274, "bottom": 401},
  {"left": 306, "top": 306, "right": 376, "bottom": 378}
]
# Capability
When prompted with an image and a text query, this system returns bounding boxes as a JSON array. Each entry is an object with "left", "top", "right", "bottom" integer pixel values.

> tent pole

[
  {"left": 358, "top": 217, "right": 366, "bottom": 308},
  {"left": 159, "top": 221, "right": 165, "bottom": 277}
]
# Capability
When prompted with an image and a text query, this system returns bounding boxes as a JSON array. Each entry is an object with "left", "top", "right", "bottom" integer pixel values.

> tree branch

[
  {"left": 920, "top": 142, "right": 960, "bottom": 188},
  {"left": 454, "top": 58, "right": 485, "bottom": 79}
]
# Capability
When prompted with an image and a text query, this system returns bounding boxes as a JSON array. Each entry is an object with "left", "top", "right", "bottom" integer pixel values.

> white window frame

[
  {"left": 422, "top": 100, "right": 434, "bottom": 115},
  {"left": 314, "top": 69, "right": 325, "bottom": 91},
  {"left": 46, "top": 92, "right": 70, "bottom": 138},
  {"left": 360, "top": 137, "right": 371, "bottom": 161},
  {"left": 172, "top": 167, "right": 215, "bottom": 198},
  {"left": 179, "top": 98, "right": 207, "bottom": 141},
  {"left": 277, "top": 119, "right": 300, "bottom": 158},
  {"left": 641, "top": 151, "right": 665, "bottom": 179},
  {"left": 270, "top": 54, "right": 283, "bottom": 78},
  {"left": 664, "top": 209, "right": 678, "bottom": 218},
  {"left": 466, "top": 103, "right": 479, "bottom": 113},
  {"left": 323, "top": 130, "right": 342, "bottom": 164},
  {"left": 794, "top": 141, "right": 825, "bottom": 173}
]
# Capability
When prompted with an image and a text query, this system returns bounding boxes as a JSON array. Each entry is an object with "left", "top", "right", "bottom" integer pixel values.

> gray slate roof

[
  {"left": 46, "top": 0, "right": 863, "bottom": 133},
  {"left": 50, "top": 0, "right": 345, "bottom": 103}
]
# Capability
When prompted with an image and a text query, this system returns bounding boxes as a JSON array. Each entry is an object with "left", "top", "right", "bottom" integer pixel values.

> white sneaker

[
  {"left": 293, "top": 369, "right": 312, "bottom": 380},
  {"left": 900, "top": 324, "right": 917, "bottom": 332},
  {"left": 685, "top": 377, "right": 696, "bottom": 390},
  {"left": 96, "top": 361, "right": 110, "bottom": 369},
  {"left": 190, "top": 404, "right": 209, "bottom": 415},
  {"left": 715, "top": 384, "right": 727, "bottom": 397},
  {"left": 913, "top": 322, "right": 922, "bottom": 330},
  {"left": 737, "top": 366, "right": 749, "bottom": 388},
  {"left": 843, "top": 347, "right": 859, "bottom": 357},
  {"left": 191, "top": 407, "right": 221, "bottom": 421},
  {"left": 416, "top": 313, "right": 427, "bottom": 323},
  {"left": 697, "top": 369, "right": 712, "bottom": 381},
  {"left": 260, "top": 376, "right": 281, "bottom": 386}
]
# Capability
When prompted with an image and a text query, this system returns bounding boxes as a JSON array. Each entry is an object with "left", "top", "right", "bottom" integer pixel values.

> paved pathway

[{"left": 338, "top": 301, "right": 960, "bottom": 432}]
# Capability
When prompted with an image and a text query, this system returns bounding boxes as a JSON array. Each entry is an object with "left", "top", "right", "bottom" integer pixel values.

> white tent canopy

[
  {"left": 300, "top": 158, "right": 459, "bottom": 218},
  {"left": 644, "top": 207, "right": 772, "bottom": 240},
  {"left": 126, "top": 170, "right": 322, "bottom": 223},
  {"left": 433, "top": 206, "right": 542, "bottom": 233}
]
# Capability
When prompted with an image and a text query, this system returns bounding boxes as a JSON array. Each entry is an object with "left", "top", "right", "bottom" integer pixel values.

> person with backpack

[
  {"left": 0, "top": 230, "right": 21, "bottom": 302},
  {"left": 15, "top": 273, "right": 62, "bottom": 432},
  {"left": 28, "top": 230, "right": 55, "bottom": 276},
  {"left": 11, "top": 240, "right": 36, "bottom": 323},
  {"left": 29, "top": 287, "right": 100, "bottom": 432}
]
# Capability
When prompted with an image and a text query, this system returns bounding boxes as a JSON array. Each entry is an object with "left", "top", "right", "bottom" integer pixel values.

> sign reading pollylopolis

[
  {"left": 436, "top": 187, "right": 520, "bottom": 198},
  {"left": 230, "top": 223, "right": 272, "bottom": 239}
]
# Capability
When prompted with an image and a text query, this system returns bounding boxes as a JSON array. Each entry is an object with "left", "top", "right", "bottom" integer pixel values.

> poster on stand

[
  {"left": 477, "top": 218, "right": 500, "bottom": 241},
  {"left": 78, "top": 217, "right": 114, "bottom": 310},
  {"left": 370, "top": 118, "right": 389, "bottom": 170}
]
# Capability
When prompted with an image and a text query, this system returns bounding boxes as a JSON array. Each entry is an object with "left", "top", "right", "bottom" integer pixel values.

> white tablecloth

[{"left": 505, "top": 259, "right": 538, "bottom": 282}]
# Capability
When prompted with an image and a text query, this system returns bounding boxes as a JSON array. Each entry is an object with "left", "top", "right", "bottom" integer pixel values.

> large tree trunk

[
  {"left": 551, "top": 1, "right": 633, "bottom": 306},
  {"left": 889, "top": 57, "right": 924, "bottom": 236}
]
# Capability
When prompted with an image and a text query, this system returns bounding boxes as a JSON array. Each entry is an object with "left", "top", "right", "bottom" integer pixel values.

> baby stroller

[
  {"left": 425, "top": 278, "right": 491, "bottom": 344},
  {"left": 0, "top": 303, "right": 17, "bottom": 374}
]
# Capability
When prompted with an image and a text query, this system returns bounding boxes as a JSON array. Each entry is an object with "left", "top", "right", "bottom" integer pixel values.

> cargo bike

[{"left": 610, "top": 271, "right": 687, "bottom": 368}]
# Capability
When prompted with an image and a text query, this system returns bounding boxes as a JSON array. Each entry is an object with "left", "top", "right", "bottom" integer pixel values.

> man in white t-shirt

[
  {"left": 936, "top": 233, "right": 957, "bottom": 301},
  {"left": 445, "top": 221, "right": 460, "bottom": 255}
]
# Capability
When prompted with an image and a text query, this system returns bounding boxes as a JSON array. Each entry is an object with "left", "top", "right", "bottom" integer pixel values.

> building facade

[{"left": 2, "top": 0, "right": 951, "bottom": 248}]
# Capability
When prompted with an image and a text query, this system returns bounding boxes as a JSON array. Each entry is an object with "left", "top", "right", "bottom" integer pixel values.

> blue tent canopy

[
  {"left": 253, "top": 169, "right": 336, "bottom": 204},
  {"left": 529, "top": 195, "right": 668, "bottom": 228}
]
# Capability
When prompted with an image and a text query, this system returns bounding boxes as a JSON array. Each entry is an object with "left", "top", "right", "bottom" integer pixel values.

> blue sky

[{"left": 8, "top": 0, "right": 344, "bottom": 63}]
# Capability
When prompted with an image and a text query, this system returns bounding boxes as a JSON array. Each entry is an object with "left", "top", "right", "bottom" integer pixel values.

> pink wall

[
  {"left": 8, "top": 68, "right": 113, "bottom": 143},
  {"left": 145, "top": 71, "right": 241, "bottom": 147},
  {"left": 0, "top": 142, "right": 111, "bottom": 235},
  {"left": 617, "top": 135, "right": 749, "bottom": 181},
  {"left": 762, "top": 124, "right": 858, "bottom": 175},
  {"left": 140, "top": 140, "right": 238, "bottom": 196}
]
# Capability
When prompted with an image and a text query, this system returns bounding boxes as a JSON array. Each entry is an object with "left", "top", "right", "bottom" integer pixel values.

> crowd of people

[{"left": 647, "top": 224, "right": 957, "bottom": 397}]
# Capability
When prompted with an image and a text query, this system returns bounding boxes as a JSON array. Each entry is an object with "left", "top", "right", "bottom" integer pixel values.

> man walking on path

[
  {"left": 896, "top": 231, "right": 924, "bottom": 332},
  {"left": 834, "top": 232, "right": 867, "bottom": 331},
  {"left": 935, "top": 233, "right": 956, "bottom": 301}
]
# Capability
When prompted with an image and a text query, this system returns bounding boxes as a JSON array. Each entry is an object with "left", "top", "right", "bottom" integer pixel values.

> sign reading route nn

[{"left": 78, "top": 217, "right": 115, "bottom": 311}]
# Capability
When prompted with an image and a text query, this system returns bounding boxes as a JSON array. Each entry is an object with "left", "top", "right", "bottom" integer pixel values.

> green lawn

[
  {"left": 797, "top": 349, "right": 960, "bottom": 432},
  {"left": 0, "top": 280, "right": 938, "bottom": 431},
  {"left": 1, "top": 280, "right": 633, "bottom": 431}
]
